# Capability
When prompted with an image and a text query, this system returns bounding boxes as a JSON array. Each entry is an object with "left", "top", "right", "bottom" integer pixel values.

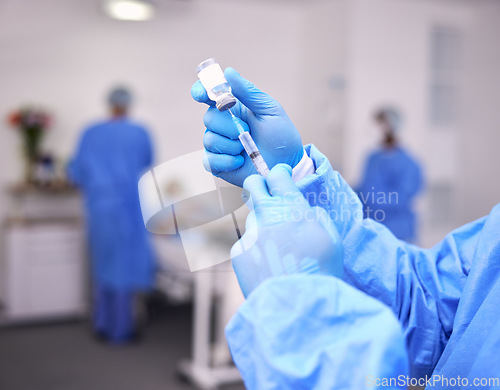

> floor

[{"left": 0, "top": 302, "right": 245, "bottom": 390}]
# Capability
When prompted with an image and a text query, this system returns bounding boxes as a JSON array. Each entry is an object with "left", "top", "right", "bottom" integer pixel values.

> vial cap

[{"left": 216, "top": 94, "right": 237, "bottom": 111}]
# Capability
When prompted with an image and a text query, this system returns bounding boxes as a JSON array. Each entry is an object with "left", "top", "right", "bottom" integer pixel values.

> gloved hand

[
  {"left": 191, "top": 68, "right": 304, "bottom": 187},
  {"left": 231, "top": 164, "right": 343, "bottom": 298}
]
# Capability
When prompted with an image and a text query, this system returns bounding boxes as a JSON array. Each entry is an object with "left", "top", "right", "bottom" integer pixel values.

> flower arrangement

[{"left": 7, "top": 107, "right": 52, "bottom": 183}]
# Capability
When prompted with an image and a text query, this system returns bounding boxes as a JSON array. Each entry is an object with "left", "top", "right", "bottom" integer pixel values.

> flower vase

[{"left": 24, "top": 154, "right": 37, "bottom": 184}]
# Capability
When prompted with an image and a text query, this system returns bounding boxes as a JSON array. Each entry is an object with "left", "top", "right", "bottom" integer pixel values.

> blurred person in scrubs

[
  {"left": 356, "top": 107, "right": 423, "bottom": 242},
  {"left": 69, "top": 87, "right": 155, "bottom": 343}
]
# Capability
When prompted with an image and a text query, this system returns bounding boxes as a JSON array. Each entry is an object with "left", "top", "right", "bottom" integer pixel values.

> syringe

[{"left": 229, "top": 109, "right": 270, "bottom": 177}]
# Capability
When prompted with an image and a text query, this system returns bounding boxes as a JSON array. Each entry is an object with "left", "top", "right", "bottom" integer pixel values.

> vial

[{"left": 196, "top": 58, "right": 236, "bottom": 111}]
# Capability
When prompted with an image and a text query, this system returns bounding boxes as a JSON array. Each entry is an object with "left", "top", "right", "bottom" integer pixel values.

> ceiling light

[{"left": 103, "top": 0, "right": 155, "bottom": 21}]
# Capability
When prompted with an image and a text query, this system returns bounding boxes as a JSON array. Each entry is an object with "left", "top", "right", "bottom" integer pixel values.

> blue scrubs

[
  {"left": 226, "top": 145, "right": 500, "bottom": 389},
  {"left": 69, "top": 118, "right": 155, "bottom": 341},
  {"left": 357, "top": 147, "right": 422, "bottom": 241},
  {"left": 93, "top": 285, "right": 134, "bottom": 342}
]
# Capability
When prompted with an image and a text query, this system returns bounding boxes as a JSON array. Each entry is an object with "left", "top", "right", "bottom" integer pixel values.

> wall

[
  {"left": 297, "top": 0, "right": 349, "bottom": 169},
  {"left": 459, "top": 1, "right": 500, "bottom": 224}
]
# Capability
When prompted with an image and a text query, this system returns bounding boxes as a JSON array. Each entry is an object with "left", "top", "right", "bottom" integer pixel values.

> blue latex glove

[
  {"left": 230, "top": 164, "right": 343, "bottom": 297},
  {"left": 191, "top": 68, "right": 304, "bottom": 187}
]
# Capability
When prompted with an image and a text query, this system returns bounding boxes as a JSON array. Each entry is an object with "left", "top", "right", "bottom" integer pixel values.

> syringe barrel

[{"left": 238, "top": 132, "right": 270, "bottom": 177}]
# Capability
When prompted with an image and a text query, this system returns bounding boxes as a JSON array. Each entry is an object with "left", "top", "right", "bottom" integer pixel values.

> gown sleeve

[
  {"left": 296, "top": 144, "right": 484, "bottom": 377},
  {"left": 225, "top": 274, "right": 409, "bottom": 390}
]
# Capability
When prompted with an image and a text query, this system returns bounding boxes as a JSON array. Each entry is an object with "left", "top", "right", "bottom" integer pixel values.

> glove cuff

[{"left": 292, "top": 149, "right": 315, "bottom": 182}]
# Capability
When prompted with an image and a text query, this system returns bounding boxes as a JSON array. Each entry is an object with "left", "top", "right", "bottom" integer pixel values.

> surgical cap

[
  {"left": 379, "top": 107, "right": 403, "bottom": 133},
  {"left": 108, "top": 87, "right": 132, "bottom": 108}
]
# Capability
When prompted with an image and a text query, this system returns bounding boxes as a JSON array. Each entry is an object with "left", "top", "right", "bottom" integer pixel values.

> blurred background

[{"left": 0, "top": 0, "right": 499, "bottom": 389}]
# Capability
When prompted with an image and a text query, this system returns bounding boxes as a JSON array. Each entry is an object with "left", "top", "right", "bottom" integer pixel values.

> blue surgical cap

[
  {"left": 379, "top": 107, "right": 403, "bottom": 133},
  {"left": 108, "top": 87, "right": 132, "bottom": 108}
]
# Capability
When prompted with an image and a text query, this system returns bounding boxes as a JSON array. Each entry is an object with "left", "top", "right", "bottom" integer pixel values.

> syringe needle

[{"left": 228, "top": 109, "right": 245, "bottom": 135}]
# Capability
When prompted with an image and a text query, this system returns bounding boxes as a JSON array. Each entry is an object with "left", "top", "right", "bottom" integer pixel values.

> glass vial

[{"left": 196, "top": 58, "right": 236, "bottom": 111}]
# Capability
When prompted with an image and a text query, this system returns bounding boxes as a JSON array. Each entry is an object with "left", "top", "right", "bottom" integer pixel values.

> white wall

[
  {"left": 459, "top": 2, "right": 500, "bottom": 224},
  {"left": 297, "top": 0, "right": 349, "bottom": 169}
]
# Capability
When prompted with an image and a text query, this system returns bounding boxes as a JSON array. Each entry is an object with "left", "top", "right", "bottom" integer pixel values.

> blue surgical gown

[
  {"left": 69, "top": 118, "right": 155, "bottom": 291},
  {"left": 226, "top": 145, "right": 500, "bottom": 389},
  {"left": 357, "top": 147, "right": 422, "bottom": 241}
]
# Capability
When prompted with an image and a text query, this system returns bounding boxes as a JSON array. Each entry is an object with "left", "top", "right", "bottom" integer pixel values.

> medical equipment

[
  {"left": 192, "top": 67, "right": 305, "bottom": 187},
  {"left": 197, "top": 58, "right": 236, "bottom": 111},
  {"left": 196, "top": 58, "right": 270, "bottom": 177},
  {"left": 229, "top": 110, "right": 270, "bottom": 177}
]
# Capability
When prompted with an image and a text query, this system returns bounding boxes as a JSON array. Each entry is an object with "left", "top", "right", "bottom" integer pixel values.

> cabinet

[{"left": 0, "top": 187, "right": 87, "bottom": 323}]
